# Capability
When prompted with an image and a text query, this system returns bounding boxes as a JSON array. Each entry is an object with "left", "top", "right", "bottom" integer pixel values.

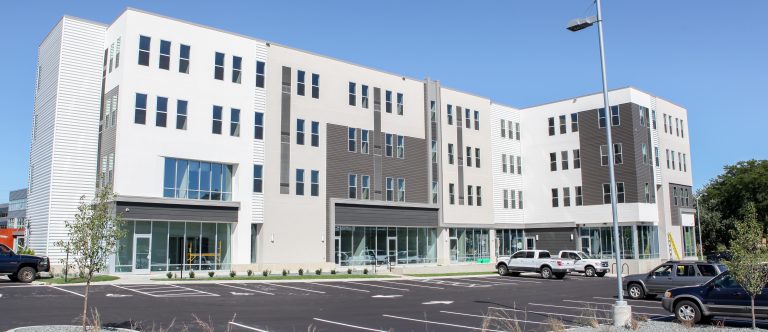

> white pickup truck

[
  {"left": 558, "top": 250, "right": 609, "bottom": 277},
  {"left": 495, "top": 250, "right": 575, "bottom": 279}
]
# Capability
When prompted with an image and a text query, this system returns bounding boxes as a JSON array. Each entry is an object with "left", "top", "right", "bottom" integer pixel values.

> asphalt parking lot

[{"left": 0, "top": 274, "right": 765, "bottom": 331}]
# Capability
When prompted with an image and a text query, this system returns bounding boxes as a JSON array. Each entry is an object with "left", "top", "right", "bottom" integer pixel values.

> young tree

[
  {"left": 724, "top": 202, "right": 768, "bottom": 329},
  {"left": 55, "top": 187, "right": 124, "bottom": 331}
]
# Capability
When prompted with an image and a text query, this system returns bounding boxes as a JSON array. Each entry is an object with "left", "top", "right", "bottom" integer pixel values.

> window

[
  {"left": 510, "top": 188, "right": 517, "bottom": 208},
  {"left": 254, "top": 112, "right": 264, "bottom": 139},
  {"left": 231, "top": 56, "right": 242, "bottom": 83},
  {"left": 448, "top": 144, "right": 454, "bottom": 164},
  {"left": 500, "top": 119, "right": 505, "bottom": 137},
  {"left": 603, "top": 183, "right": 626, "bottom": 204},
  {"left": 138, "top": 35, "right": 150, "bottom": 66},
  {"left": 503, "top": 190, "right": 509, "bottom": 209},
  {"left": 666, "top": 149, "right": 671, "bottom": 168},
  {"left": 517, "top": 156, "right": 522, "bottom": 174},
  {"left": 474, "top": 110, "right": 479, "bottom": 130},
  {"left": 678, "top": 152, "right": 682, "bottom": 171},
  {"left": 502, "top": 154, "right": 507, "bottom": 173},
  {"left": 573, "top": 149, "right": 581, "bottom": 169},
  {"left": 518, "top": 191, "right": 524, "bottom": 209},
  {"left": 449, "top": 183, "right": 455, "bottom": 204},
  {"left": 698, "top": 264, "right": 718, "bottom": 277},
  {"left": 309, "top": 73, "right": 319, "bottom": 98},
  {"left": 465, "top": 108, "right": 471, "bottom": 128},
  {"left": 548, "top": 117, "right": 555, "bottom": 135},
  {"left": 430, "top": 101, "right": 437, "bottom": 123},
  {"left": 550, "top": 152, "right": 557, "bottom": 171},
  {"left": 156, "top": 96, "right": 168, "bottom": 127},
  {"left": 253, "top": 164, "right": 263, "bottom": 193},
  {"left": 675, "top": 118, "right": 680, "bottom": 136},
  {"left": 385, "top": 90, "right": 392, "bottom": 113},
  {"left": 163, "top": 158, "right": 233, "bottom": 201},
  {"left": 510, "top": 155, "right": 515, "bottom": 174},
  {"left": 348, "top": 174, "right": 357, "bottom": 199},
  {"left": 673, "top": 187, "right": 679, "bottom": 206},
  {"left": 310, "top": 121, "right": 319, "bottom": 147},
  {"left": 683, "top": 154, "right": 687, "bottom": 172},
  {"left": 598, "top": 108, "right": 607, "bottom": 128},
  {"left": 681, "top": 120, "right": 685, "bottom": 138},
  {"left": 115, "top": 37, "right": 121, "bottom": 68},
  {"left": 255, "top": 61, "right": 265, "bottom": 88},
  {"left": 663, "top": 114, "right": 668, "bottom": 133},
  {"left": 296, "top": 70, "right": 306, "bottom": 96},
  {"left": 385, "top": 133, "right": 393, "bottom": 157},
  {"left": 671, "top": 151, "right": 676, "bottom": 170},
  {"left": 361, "top": 175, "right": 370, "bottom": 199},
  {"left": 360, "top": 129, "right": 369, "bottom": 154},
  {"left": 386, "top": 177, "right": 393, "bottom": 201},
  {"left": 551, "top": 188, "right": 559, "bottom": 207},
  {"left": 683, "top": 227, "right": 697, "bottom": 257},
  {"left": 508, "top": 120, "right": 513, "bottom": 139},
  {"left": 611, "top": 105, "right": 620, "bottom": 126},
  {"left": 644, "top": 183, "right": 650, "bottom": 203},
  {"left": 295, "top": 119, "right": 305, "bottom": 145},
  {"left": 295, "top": 169, "right": 305, "bottom": 195},
  {"left": 639, "top": 107, "right": 646, "bottom": 127},
  {"left": 311, "top": 170, "right": 319, "bottom": 197},
  {"left": 399, "top": 136, "right": 406, "bottom": 159},
  {"left": 467, "top": 185, "right": 474, "bottom": 206},
  {"left": 159, "top": 40, "right": 170, "bottom": 70},
  {"left": 617, "top": 182, "right": 625, "bottom": 203},
  {"left": 179, "top": 44, "right": 190, "bottom": 74},
  {"left": 134, "top": 93, "right": 147, "bottom": 124},
  {"left": 432, "top": 181, "right": 438, "bottom": 204},
  {"left": 447, "top": 105, "right": 454, "bottom": 126},
  {"left": 642, "top": 144, "right": 648, "bottom": 164},
  {"left": 348, "top": 82, "right": 356, "bottom": 106},
  {"left": 614, "top": 143, "right": 623, "bottom": 164},
  {"left": 651, "top": 110, "right": 657, "bottom": 129},
  {"left": 466, "top": 147, "right": 473, "bottom": 167},
  {"left": 571, "top": 113, "right": 579, "bottom": 132},
  {"left": 214, "top": 52, "right": 224, "bottom": 80},
  {"left": 654, "top": 147, "right": 660, "bottom": 167},
  {"left": 476, "top": 186, "right": 482, "bottom": 206},
  {"left": 561, "top": 151, "right": 569, "bottom": 170},
  {"left": 475, "top": 148, "right": 481, "bottom": 168},
  {"left": 212, "top": 106, "right": 223, "bottom": 134},
  {"left": 396, "top": 93, "right": 403, "bottom": 115},
  {"left": 515, "top": 123, "right": 520, "bottom": 140},
  {"left": 559, "top": 115, "right": 566, "bottom": 134},
  {"left": 603, "top": 184, "right": 611, "bottom": 204},
  {"left": 563, "top": 187, "right": 571, "bottom": 207},
  {"left": 575, "top": 186, "right": 583, "bottom": 206},
  {"left": 230, "top": 108, "right": 241, "bottom": 137},
  {"left": 397, "top": 178, "right": 405, "bottom": 202},
  {"left": 176, "top": 100, "right": 188, "bottom": 130},
  {"left": 348, "top": 128, "right": 356, "bottom": 152}
]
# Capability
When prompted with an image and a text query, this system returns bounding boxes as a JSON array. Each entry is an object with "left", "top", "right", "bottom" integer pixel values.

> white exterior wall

[
  {"left": 28, "top": 17, "right": 105, "bottom": 259},
  {"left": 489, "top": 103, "right": 524, "bottom": 224}
]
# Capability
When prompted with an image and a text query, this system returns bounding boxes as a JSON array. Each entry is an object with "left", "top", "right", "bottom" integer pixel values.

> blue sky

[{"left": 1, "top": 1, "right": 766, "bottom": 200}]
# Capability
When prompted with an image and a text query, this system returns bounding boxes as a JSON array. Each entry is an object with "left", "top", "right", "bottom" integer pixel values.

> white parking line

[
  {"left": 483, "top": 277, "right": 543, "bottom": 284},
  {"left": 527, "top": 303, "right": 664, "bottom": 316},
  {"left": 563, "top": 299, "right": 661, "bottom": 310},
  {"left": 265, "top": 283, "right": 326, "bottom": 294},
  {"left": 112, "top": 284, "right": 218, "bottom": 297},
  {"left": 378, "top": 280, "right": 444, "bottom": 289},
  {"left": 487, "top": 306, "right": 610, "bottom": 321},
  {"left": 383, "top": 314, "right": 507, "bottom": 331},
  {"left": 169, "top": 284, "right": 220, "bottom": 296},
  {"left": 49, "top": 286, "right": 85, "bottom": 297},
  {"left": 593, "top": 296, "right": 657, "bottom": 303},
  {"left": 313, "top": 283, "right": 370, "bottom": 293},
  {"left": 346, "top": 281, "right": 409, "bottom": 291},
  {"left": 417, "top": 279, "right": 491, "bottom": 288},
  {"left": 441, "top": 310, "right": 577, "bottom": 327},
  {"left": 454, "top": 278, "right": 518, "bottom": 286},
  {"left": 113, "top": 284, "right": 156, "bottom": 297},
  {"left": 228, "top": 321, "right": 269, "bottom": 332},
  {"left": 313, "top": 318, "right": 386, "bottom": 331},
  {"left": 218, "top": 283, "right": 275, "bottom": 296}
]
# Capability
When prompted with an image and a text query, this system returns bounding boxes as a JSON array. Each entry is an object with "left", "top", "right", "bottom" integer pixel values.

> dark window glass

[
  {"left": 295, "top": 169, "right": 305, "bottom": 195},
  {"left": 214, "top": 52, "right": 224, "bottom": 80},
  {"left": 253, "top": 164, "right": 263, "bottom": 193},
  {"left": 548, "top": 117, "right": 555, "bottom": 136},
  {"left": 296, "top": 119, "right": 305, "bottom": 145},
  {"left": 156, "top": 96, "right": 168, "bottom": 127},
  {"left": 611, "top": 105, "right": 620, "bottom": 126},
  {"left": 232, "top": 56, "right": 242, "bottom": 83},
  {"left": 311, "top": 73, "right": 319, "bottom": 98},
  {"left": 179, "top": 44, "right": 190, "bottom": 74},
  {"left": 348, "top": 82, "right": 356, "bottom": 106},
  {"left": 138, "top": 36, "right": 150, "bottom": 66},
  {"left": 176, "top": 100, "right": 188, "bottom": 130},
  {"left": 297, "top": 70, "right": 306, "bottom": 96},
  {"left": 230, "top": 108, "right": 240, "bottom": 137},
  {"left": 571, "top": 113, "right": 579, "bottom": 132},
  {"left": 385, "top": 90, "right": 392, "bottom": 113},
  {"left": 212, "top": 106, "right": 223, "bottom": 134},
  {"left": 311, "top": 121, "right": 319, "bottom": 147},
  {"left": 698, "top": 264, "right": 717, "bottom": 277},
  {"left": 254, "top": 112, "right": 264, "bottom": 139},
  {"left": 134, "top": 93, "right": 147, "bottom": 124},
  {"left": 256, "top": 61, "right": 265, "bottom": 88},
  {"left": 159, "top": 40, "right": 170, "bottom": 70},
  {"left": 559, "top": 115, "right": 566, "bottom": 134},
  {"left": 361, "top": 85, "right": 369, "bottom": 108},
  {"left": 598, "top": 108, "right": 607, "bottom": 128},
  {"left": 311, "top": 170, "right": 319, "bottom": 197}
]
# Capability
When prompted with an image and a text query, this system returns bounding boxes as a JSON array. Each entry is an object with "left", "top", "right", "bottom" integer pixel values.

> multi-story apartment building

[{"left": 27, "top": 9, "right": 695, "bottom": 274}]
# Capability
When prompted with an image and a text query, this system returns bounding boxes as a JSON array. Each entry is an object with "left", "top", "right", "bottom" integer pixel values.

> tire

[
  {"left": 674, "top": 300, "right": 702, "bottom": 324},
  {"left": 585, "top": 266, "right": 596, "bottom": 277},
  {"left": 8, "top": 275, "right": 19, "bottom": 282},
  {"left": 540, "top": 266, "right": 553, "bottom": 279},
  {"left": 497, "top": 264, "right": 509, "bottom": 276},
  {"left": 554, "top": 273, "right": 566, "bottom": 279},
  {"left": 627, "top": 283, "right": 645, "bottom": 300},
  {"left": 17, "top": 267, "right": 37, "bottom": 283},
  {"left": 596, "top": 272, "right": 606, "bottom": 277}
]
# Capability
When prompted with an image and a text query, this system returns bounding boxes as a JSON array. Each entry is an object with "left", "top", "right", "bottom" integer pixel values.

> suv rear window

[
  {"left": 525, "top": 251, "right": 535, "bottom": 258},
  {"left": 539, "top": 252, "right": 550, "bottom": 258},
  {"left": 676, "top": 265, "right": 696, "bottom": 277},
  {"left": 698, "top": 264, "right": 719, "bottom": 276}
]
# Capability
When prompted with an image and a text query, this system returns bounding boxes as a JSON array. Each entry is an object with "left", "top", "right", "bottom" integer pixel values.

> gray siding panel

[
  {"left": 525, "top": 228, "right": 577, "bottom": 253},
  {"left": 116, "top": 201, "right": 238, "bottom": 222},
  {"left": 335, "top": 203, "right": 438, "bottom": 227},
  {"left": 669, "top": 183, "right": 693, "bottom": 226}
]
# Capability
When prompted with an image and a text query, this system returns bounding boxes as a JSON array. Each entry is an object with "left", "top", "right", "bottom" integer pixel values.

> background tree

[
  {"left": 697, "top": 159, "right": 768, "bottom": 251},
  {"left": 55, "top": 187, "right": 124, "bottom": 331},
  {"left": 724, "top": 202, "right": 768, "bottom": 329}
]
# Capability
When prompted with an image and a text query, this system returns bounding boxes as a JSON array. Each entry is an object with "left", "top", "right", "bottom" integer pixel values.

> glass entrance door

[
  {"left": 387, "top": 237, "right": 397, "bottom": 265},
  {"left": 580, "top": 236, "right": 592, "bottom": 255},
  {"left": 334, "top": 237, "right": 341, "bottom": 265},
  {"left": 450, "top": 238, "right": 458, "bottom": 262},
  {"left": 133, "top": 235, "right": 151, "bottom": 274},
  {"left": 525, "top": 237, "right": 535, "bottom": 250}
]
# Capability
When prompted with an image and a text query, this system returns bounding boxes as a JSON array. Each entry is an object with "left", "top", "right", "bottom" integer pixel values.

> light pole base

[{"left": 613, "top": 301, "right": 632, "bottom": 327}]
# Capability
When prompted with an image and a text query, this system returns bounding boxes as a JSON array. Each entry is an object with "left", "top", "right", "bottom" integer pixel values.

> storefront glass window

[
  {"left": 114, "top": 220, "right": 134, "bottom": 272},
  {"left": 151, "top": 221, "right": 168, "bottom": 271},
  {"left": 334, "top": 226, "right": 437, "bottom": 266},
  {"left": 637, "top": 226, "right": 659, "bottom": 259},
  {"left": 495, "top": 229, "right": 524, "bottom": 257},
  {"left": 683, "top": 226, "right": 697, "bottom": 257}
]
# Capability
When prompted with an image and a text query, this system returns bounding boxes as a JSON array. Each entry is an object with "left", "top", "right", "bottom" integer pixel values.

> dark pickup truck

[{"left": 0, "top": 243, "right": 50, "bottom": 283}]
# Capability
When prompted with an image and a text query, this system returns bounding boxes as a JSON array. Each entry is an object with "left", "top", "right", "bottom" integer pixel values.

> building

[{"left": 27, "top": 8, "right": 695, "bottom": 274}]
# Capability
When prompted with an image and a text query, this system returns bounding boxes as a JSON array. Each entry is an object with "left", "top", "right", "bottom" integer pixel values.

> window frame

[
  {"left": 159, "top": 40, "right": 171, "bottom": 70},
  {"left": 348, "top": 127, "right": 357, "bottom": 152},
  {"left": 397, "top": 178, "right": 405, "bottom": 202},
  {"left": 214, "top": 52, "right": 225, "bottom": 80},
  {"left": 311, "top": 121, "right": 320, "bottom": 147},
  {"left": 561, "top": 150, "right": 569, "bottom": 170},
  {"left": 176, "top": 100, "right": 188, "bottom": 130},
  {"left": 311, "top": 73, "right": 319, "bottom": 98},
  {"left": 573, "top": 149, "right": 581, "bottom": 169},
  {"left": 134, "top": 93, "right": 147, "bottom": 125},
  {"left": 360, "top": 129, "right": 369, "bottom": 154},
  {"left": 179, "top": 44, "right": 190, "bottom": 74},
  {"left": 571, "top": 113, "right": 579, "bottom": 132},
  {"left": 396, "top": 93, "right": 403, "bottom": 115},
  {"left": 559, "top": 115, "right": 566, "bottom": 134},
  {"left": 230, "top": 108, "right": 241, "bottom": 137},
  {"left": 297, "top": 70, "right": 306, "bottom": 96},
  {"left": 613, "top": 143, "right": 623, "bottom": 165},
  {"left": 551, "top": 188, "right": 559, "bottom": 207},
  {"left": 550, "top": 152, "right": 557, "bottom": 171},
  {"left": 138, "top": 35, "right": 150, "bottom": 66},
  {"left": 310, "top": 170, "right": 319, "bottom": 197},
  {"left": 348, "top": 174, "right": 357, "bottom": 199},
  {"left": 253, "top": 164, "right": 263, "bottom": 193},
  {"left": 254, "top": 112, "right": 264, "bottom": 139},
  {"left": 575, "top": 186, "right": 583, "bottom": 206},
  {"left": 385, "top": 133, "right": 393, "bottom": 157},
  {"left": 255, "top": 61, "right": 266, "bottom": 88},
  {"left": 548, "top": 117, "right": 555, "bottom": 136},
  {"left": 155, "top": 96, "right": 168, "bottom": 127},
  {"left": 348, "top": 82, "right": 356, "bottom": 106},
  {"left": 386, "top": 177, "right": 394, "bottom": 201}
]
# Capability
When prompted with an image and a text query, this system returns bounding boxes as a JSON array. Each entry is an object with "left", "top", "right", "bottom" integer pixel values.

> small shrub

[
  {"left": 347, "top": 268, "right": 352, "bottom": 275},
  {"left": 546, "top": 317, "right": 565, "bottom": 332},
  {"left": 173, "top": 273, "right": 178, "bottom": 279},
  {"left": 189, "top": 270, "right": 195, "bottom": 279},
  {"left": 282, "top": 269, "right": 288, "bottom": 276},
  {"left": 208, "top": 271, "right": 215, "bottom": 278},
  {"left": 229, "top": 270, "right": 236, "bottom": 278},
  {"left": 331, "top": 269, "right": 337, "bottom": 275},
  {"left": 262, "top": 269, "right": 270, "bottom": 277},
  {"left": 247, "top": 269, "right": 253, "bottom": 277},
  {"left": 298, "top": 268, "right": 304, "bottom": 276},
  {"left": 315, "top": 268, "right": 322, "bottom": 275},
  {"left": 363, "top": 268, "right": 368, "bottom": 275},
  {"left": 166, "top": 272, "right": 173, "bottom": 279}
]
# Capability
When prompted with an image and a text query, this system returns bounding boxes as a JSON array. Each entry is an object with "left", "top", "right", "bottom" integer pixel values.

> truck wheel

[
  {"left": 627, "top": 283, "right": 645, "bottom": 300},
  {"left": 585, "top": 266, "right": 596, "bottom": 277},
  {"left": 540, "top": 267, "right": 553, "bottom": 279},
  {"left": 17, "top": 267, "right": 37, "bottom": 283},
  {"left": 554, "top": 273, "right": 566, "bottom": 279},
  {"left": 497, "top": 264, "right": 509, "bottom": 276},
  {"left": 596, "top": 272, "right": 606, "bottom": 277},
  {"left": 674, "top": 300, "right": 702, "bottom": 324}
]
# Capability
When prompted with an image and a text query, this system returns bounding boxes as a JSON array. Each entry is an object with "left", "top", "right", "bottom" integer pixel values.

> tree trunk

[
  {"left": 752, "top": 296, "right": 756, "bottom": 329},
  {"left": 82, "top": 277, "right": 91, "bottom": 331}
]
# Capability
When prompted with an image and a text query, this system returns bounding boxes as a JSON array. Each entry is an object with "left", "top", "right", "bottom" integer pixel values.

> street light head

[{"left": 567, "top": 16, "right": 597, "bottom": 32}]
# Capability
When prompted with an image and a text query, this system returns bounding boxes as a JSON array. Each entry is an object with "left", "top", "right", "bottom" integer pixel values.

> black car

[
  {"left": 662, "top": 271, "right": 768, "bottom": 323},
  {"left": 623, "top": 261, "right": 727, "bottom": 299},
  {"left": 0, "top": 244, "right": 50, "bottom": 283}
]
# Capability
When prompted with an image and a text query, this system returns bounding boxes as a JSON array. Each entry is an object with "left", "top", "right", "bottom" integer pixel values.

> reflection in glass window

[{"left": 163, "top": 157, "right": 232, "bottom": 201}]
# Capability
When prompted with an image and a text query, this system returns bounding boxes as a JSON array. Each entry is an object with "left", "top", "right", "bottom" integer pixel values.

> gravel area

[
  {"left": 569, "top": 320, "right": 756, "bottom": 331},
  {"left": 9, "top": 326, "right": 135, "bottom": 332}
]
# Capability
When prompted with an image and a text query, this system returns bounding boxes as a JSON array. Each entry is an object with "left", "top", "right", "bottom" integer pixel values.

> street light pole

[{"left": 695, "top": 196, "right": 704, "bottom": 260}]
